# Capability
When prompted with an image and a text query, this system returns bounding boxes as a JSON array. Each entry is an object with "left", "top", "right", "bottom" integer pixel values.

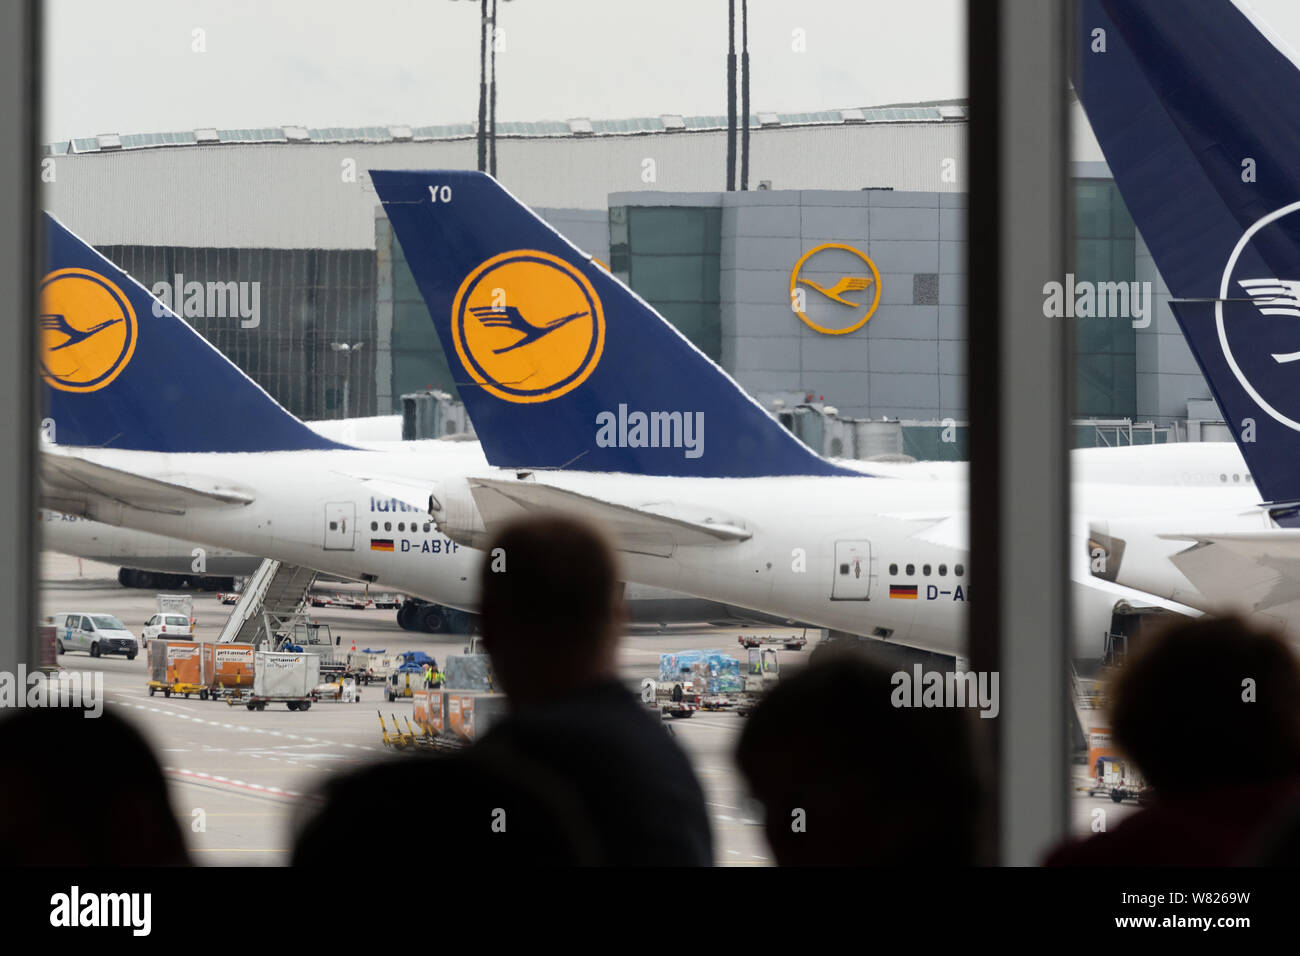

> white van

[
  {"left": 53, "top": 612, "right": 138, "bottom": 660},
  {"left": 142, "top": 613, "right": 194, "bottom": 643}
]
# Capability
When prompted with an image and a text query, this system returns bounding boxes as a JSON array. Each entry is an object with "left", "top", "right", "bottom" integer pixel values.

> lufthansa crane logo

[
  {"left": 790, "top": 243, "right": 881, "bottom": 335},
  {"left": 40, "top": 268, "right": 138, "bottom": 393},
  {"left": 451, "top": 249, "right": 605, "bottom": 403},
  {"left": 1218, "top": 200, "right": 1300, "bottom": 432}
]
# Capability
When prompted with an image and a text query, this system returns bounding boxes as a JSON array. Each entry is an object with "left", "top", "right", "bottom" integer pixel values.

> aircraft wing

[
  {"left": 1161, "top": 531, "right": 1300, "bottom": 613},
  {"left": 456, "top": 476, "right": 751, "bottom": 557},
  {"left": 41, "top": 449, "right": 254, "bottom": 516}
]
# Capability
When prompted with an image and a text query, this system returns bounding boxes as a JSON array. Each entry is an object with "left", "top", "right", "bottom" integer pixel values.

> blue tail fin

[
  {"left": 371, "top": 170, "right": 854, "bottom": 478},
  {"left": 1075, "top": 0, "right": 1300, "bottom": 503},
  {"left": 41, "top": 213, "right": 345, "bottom": 452}
]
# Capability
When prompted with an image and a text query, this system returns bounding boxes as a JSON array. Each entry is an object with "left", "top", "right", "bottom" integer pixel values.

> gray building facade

[
  {"left": 45, "top": 97, "right": 1221, "bottom": 445},
  {"left": 610, "top": 188, "right": 967, "bottom": 422}
]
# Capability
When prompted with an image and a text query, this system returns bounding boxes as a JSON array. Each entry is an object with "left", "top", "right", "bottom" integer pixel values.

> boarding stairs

[
  {"left": 1070, "top": 663, "right": 1107, "bottom": 747},
  {"left": 216, "top": 558, "right": 319, "bottom": 648}
]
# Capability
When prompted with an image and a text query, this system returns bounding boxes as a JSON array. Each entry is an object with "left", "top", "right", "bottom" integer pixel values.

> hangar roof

[
  {"left": 45, "top": 101, "right": 969, "bottom": 156},
  {"left": 41, "top": 100, "right": 971, "bottom": 248}
]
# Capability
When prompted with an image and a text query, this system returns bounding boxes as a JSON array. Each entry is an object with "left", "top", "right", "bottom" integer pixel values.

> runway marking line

[{"left": 165, "top": 766, "right": 310, "bottom": 801}]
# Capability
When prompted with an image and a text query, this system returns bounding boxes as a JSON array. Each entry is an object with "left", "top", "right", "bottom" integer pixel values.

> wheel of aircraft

[
  {"left": 420, "top": 605, "right": 444, "bottom": 633},
  {"left": 396, "top": 603, "right": 414, "bottom": 630}
]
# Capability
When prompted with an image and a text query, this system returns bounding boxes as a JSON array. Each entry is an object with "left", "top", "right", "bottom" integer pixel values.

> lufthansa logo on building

[
  {"left": 451, "top": 249, "right": 605, "bottom": 404},
  {"left": 40, "top": 267, "right": 138, "bottom": 393},
  {"left": 790, "top": 243, "right": 881, "bottom": 335}
]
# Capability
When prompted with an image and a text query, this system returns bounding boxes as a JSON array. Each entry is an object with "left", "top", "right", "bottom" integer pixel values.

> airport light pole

[
  {"left": 726, "top": 0, "right": 737, "bottom": 191},
  {"left": 489, "top": 0, "right": 498, "bottom": 177},
  {"left": 330, "top": 341, "right": 365, "bottom": 418},
  {"left": 479, "top": 0, "right": 489, "bottom": 172},
  {"left": 740, "top": 0, "right": 750, "bottom": 190},
  {"left": 451, "top": 0, "right": 512, "bottom": 175}
]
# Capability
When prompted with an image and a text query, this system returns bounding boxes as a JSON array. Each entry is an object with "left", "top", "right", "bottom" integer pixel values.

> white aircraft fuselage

[{"left": 42, "top": 441, "right": 1262, "bottom": 659}]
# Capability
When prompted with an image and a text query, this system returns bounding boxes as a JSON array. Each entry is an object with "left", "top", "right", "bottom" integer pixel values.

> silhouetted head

[
  {"left": 478, "top": 515, "right": 623, "bottom": 708},
  {"left": 737, "top": 649, "right": 990, "bottom": 866},
  {"left": 1110, "top": 614, "right": 1300, "bottom": 795},
  {"left": 0, "top": 706, "right": 189, "bottom": 865}
]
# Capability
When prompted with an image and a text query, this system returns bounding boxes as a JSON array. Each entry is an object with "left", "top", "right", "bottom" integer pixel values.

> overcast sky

[
  {"left": 43, "top": 0, "right": 1300, "bottom": 144},
  {"left": 43, "top": 0, "right": 969, "bottom": 142}
]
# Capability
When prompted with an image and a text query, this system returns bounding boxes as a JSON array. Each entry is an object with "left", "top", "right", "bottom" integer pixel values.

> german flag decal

[
  {"left": 889, "top": 584, "right": 918, "bottom": 600},
  {"left": 370, "top": 539, "right": 395, "bottom": 552}
]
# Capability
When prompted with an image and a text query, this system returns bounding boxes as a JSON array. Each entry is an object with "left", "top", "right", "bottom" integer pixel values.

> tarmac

[{"left": 37, "top": 551, "right": 1132, "bottom": 865}]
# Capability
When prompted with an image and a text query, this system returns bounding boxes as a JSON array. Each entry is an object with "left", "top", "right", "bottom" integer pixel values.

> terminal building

[{"left": 42, "top": 96, "right": 1223, "bottom": 458}]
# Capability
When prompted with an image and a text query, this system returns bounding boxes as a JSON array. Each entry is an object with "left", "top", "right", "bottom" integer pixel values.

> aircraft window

[
  {"left": 384, "top": 522, "right": 391, "bottom": 531},
  {"left": 955, "top": 564, "right": 965, "bottom": 577},
  {"left": 1220, "top": 474, "right": 1227, "bottom": 482},
  {"left": 923, "top": 564, "right": 932, "bottom": 576},
  {"left": 1247, "top": 475, "right": 1254, "bottom": 483},
  {"left": 398, "top": 522, "right": 405, "bottom": 532},
  {"left": 905, "top": 564, "right": 915, "bottom": 576},
  {"left": 1233, "top": 474, "right": 1240, "bottom": 482},
  {"left": 839, "top": 563, "right": 850, "bottom": 575},
  {"left": 329, "top": 521, "right": 338, "bottom": 531},
  {"left": 423, "top": 522, "right": 431, "bottom": 532},
  {"left": 889, "top": 563, "right": 898, "bottom": 575},
  {"left": 938, "top": 564, "right": 947, "bottom": 576},
  {"left": 371, "top": 521, "right": 378, "bottom": 531}
]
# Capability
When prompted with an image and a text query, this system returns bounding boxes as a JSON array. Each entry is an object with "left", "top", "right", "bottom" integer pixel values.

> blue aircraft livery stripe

[
  {"left": 41, "top": 212, "right": 347, "bottom": 453},
  {"left": 1075, "top": 0, "right": 1300, "bottom": 503},
  {"left": 371, "top": 170, "right": 859, "bottom": 478}
]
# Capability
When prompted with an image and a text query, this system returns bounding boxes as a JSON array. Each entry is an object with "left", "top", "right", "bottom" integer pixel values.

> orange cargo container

[
  {"left": 208, "top": 643, "right": 256, "bottom": 689},
  {"left": 1087, "top": 728, "right": 1113, "bottom": 777},
  {"left": 447, "top": 693, "right": 475, "bottom": 740},
  {"left": 413, "top": 689, "right": 445, "bottom": 736},
  {"left": 166, "top": 642, "right": 203, "bottom": 686}
]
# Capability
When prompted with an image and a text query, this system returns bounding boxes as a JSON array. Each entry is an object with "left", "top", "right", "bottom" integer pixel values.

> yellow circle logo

[
  {"left": 790, "top": 243, "right": 882, "bottom": 335},
  {"left": 40, "top": 268, "right": 138, "bottom": 392},
  {"left": 451, "top": 250, "right": 605, "bottom": 403}
]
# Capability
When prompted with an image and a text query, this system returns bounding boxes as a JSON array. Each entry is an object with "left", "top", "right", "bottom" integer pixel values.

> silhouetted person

[
  {"left": 471, "top": 515, "right": 713, "bottom": 865},
  {"left": 293, "top": 748, "right": 602, "bottom": 866},
  {"left": 0, "top": 707, "right": 189, "bottom": 865},
  {"left": 294, "top": 515, "right": 712, "bottom": 866},
  {"left": 1046, "top": 615, "right": 1300, "bottom": 865},
  {"left": 736, "top": 648, "right": 990, "bottom": 866}
]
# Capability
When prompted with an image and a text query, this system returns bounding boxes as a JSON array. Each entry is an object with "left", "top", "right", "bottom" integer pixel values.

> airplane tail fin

[
  {"left": 1075, "top": 0, "right": 1300, "bottom": 503},
  {"left": 41, "top": 213, "right": 346, "bottom": 452},
  {"left": 371, "top": 170, "right": 854, "bottom": 477}
]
